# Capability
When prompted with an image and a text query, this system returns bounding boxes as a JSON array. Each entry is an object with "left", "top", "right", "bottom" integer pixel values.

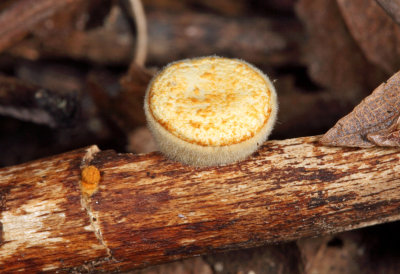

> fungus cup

[{"left": 144, "top": 56, "right": 278, "bottom": 166}]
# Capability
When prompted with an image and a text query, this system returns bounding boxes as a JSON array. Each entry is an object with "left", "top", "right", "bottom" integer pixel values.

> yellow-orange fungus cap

[{"left": 144, "top": 56, "right": 278, "bottom": 166}]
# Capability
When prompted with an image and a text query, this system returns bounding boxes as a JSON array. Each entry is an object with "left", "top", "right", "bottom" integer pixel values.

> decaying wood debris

[
  {"left": 1, "top": 136, "right": 400, "bottom": 272},
  {"left": 0, "top": 75, "right": 79, "bottom": 127}
]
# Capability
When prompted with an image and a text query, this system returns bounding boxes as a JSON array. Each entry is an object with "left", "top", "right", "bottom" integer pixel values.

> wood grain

[
  {"left": 0, "top": 146, "right": 108, "bottom": 272},
  {"left": 1, "top": 136, "right": 400, "bottom": 272}
]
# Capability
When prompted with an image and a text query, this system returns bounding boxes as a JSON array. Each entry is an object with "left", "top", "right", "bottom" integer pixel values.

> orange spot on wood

[
  {"left": 81, "top": 165, "right": 100, "bottom": 196},
  {"left": 82, "top": 166, "right": 100, "bottom": 185}
]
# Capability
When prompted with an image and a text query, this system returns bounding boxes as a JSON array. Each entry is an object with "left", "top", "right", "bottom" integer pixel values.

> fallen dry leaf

[
  {"left": 367, "top": 117, "right": 400, "bottom": 146},
  {"left": 320, "top": 71, "right": 400, "bottom": 147}
]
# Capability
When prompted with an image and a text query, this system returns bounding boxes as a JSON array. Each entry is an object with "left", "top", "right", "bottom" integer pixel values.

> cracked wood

[{"left": 0, "top": 136, "right": 400, "bottom": 272}]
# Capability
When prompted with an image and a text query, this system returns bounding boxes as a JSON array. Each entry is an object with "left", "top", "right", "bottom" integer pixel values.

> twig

[
  {"left": 1, "top": 136, "right": 400, "bottom": 272},
  {"left": 129, "top": 0, "right": 148, "bottom": 67}
]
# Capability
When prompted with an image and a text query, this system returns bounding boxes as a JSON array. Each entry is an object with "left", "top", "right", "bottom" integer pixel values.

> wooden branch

[
  {"left": 128, "top": 0, "right": 148, "bottom": 66},
  {"left": 1, "top": 136, "right": 400, "bottom": 272}
]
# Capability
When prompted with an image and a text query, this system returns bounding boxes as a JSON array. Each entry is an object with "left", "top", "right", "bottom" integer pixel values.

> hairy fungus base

[{"left": 145, "top": 56, "right": 278, "bottom": 166}]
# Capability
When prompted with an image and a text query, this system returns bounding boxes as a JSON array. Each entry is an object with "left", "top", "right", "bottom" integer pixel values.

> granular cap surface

[{"left": 145, "top": 56, "right": 278, "bottom": 166}]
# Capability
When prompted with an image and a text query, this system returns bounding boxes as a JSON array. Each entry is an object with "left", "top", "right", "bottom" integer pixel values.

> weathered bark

[{"left": 1, "top": 136, "right": 400, "bottom": 272}]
